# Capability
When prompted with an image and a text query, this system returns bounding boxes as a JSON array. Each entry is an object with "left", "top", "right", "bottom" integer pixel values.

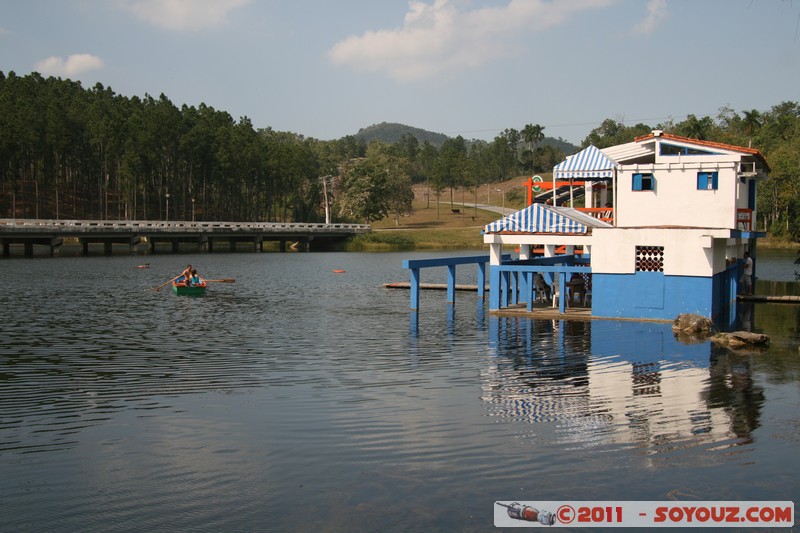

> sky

[{"left": 1, "top": 0, "right": 799, "bottom": 145}]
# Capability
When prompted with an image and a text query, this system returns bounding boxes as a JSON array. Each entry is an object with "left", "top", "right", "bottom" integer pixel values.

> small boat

[{"left": 172, "top": 277, "right": 207, "bottom": 295}]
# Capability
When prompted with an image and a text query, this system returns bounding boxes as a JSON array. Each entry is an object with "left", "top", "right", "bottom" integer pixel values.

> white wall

[
  {"left": 590, "top": 227, "right": 733, "bottom": 276},
  {"left": 616, "top": 159, "right": 741, "bottom": 229}
]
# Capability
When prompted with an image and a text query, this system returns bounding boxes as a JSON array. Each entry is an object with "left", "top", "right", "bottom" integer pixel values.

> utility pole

[{"left": 320, "top": 175, "right": 331, "bottom": 224}]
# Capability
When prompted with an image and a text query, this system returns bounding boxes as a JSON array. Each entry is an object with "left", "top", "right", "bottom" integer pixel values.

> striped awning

[
  {"left": 484, "top": 204, "right": 610, "bottom": 234},
  {"left": 553, "top": 145, "right": 617, "bottom": 179}
]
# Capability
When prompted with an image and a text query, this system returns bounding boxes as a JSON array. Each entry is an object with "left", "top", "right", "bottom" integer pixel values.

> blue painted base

[{"left": 592, "top": 272, "right": 712, "bottom": 320}]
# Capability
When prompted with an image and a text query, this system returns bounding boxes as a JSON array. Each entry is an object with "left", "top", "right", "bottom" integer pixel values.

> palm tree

[
  {"left": 741, "top": 109, "right": 762, "bottom": 139},
  {"left": 522, "top": 123, "right": 544, "bottom": 172}
]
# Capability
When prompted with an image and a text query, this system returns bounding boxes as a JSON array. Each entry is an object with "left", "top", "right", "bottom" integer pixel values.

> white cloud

[
  {"left": 328, "top": 0, "right": 614, "bottom": 82},
  {"left": 35, "top": 54, "right": 105, "bottom": 77},
  {"left": 632, "top": 0, "right": 668, "bottom": 35},
  {"left": 122, "top": 0, "right": 250, "bottom": 31}
]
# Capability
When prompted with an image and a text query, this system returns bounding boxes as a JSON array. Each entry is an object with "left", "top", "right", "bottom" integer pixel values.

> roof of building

[
  {"left": 553, "top": 145, "right": 616, "bottom": 180},
  {"left": 484, "top": 203, "right": 612, "bottom": 235},
  {"left": 632, "top": 131, "right": 770, "bottom": 171}
]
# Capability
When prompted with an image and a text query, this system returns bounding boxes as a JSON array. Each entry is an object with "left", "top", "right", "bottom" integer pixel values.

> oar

[
  {"left": 153, "top": 275, "right": 180, "bottom": 291},
  {"left": 205, "top": 278, "right": 236, "bottom": 283}
]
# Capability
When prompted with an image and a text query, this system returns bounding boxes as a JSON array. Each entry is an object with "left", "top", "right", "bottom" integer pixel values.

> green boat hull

[{"left": 171, "top": 283, "right": 207, "bottom": 296}]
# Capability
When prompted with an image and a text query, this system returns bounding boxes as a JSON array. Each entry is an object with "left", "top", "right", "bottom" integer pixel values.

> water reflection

[
  {"left": 707, "top": 347, "right": 765, "bottom": 443},
  {"left": 481, "top": 316, "right": 763, "bottom": 455}
]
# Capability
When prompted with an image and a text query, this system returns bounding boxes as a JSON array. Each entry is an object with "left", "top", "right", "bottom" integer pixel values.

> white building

[{"left": 483, "top": 131, "right": 769, "bottom": 322}]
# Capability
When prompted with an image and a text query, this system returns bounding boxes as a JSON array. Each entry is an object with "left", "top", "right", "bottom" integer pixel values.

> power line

[{"left": 441, "top": 112, "right": 719, "bottom": 139}]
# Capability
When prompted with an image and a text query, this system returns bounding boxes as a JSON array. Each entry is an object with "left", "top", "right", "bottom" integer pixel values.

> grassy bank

[{"left": 347, "top": 178, "right": 528, "bottom": 251}]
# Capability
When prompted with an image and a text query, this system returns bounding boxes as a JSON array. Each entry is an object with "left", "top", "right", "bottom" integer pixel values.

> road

[{"left": 450, "top": 202, "right": 517, "bottom": 216}]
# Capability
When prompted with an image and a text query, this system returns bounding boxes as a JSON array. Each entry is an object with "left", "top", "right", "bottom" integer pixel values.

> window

[
  {"left": 632, "top": 173, "right": 654, "bottom": 191},
  {"left": 697, "top": 171, "right": 718, "bottom": 190},
  {"left": 636, "top": 246, "right": 664, "bottom": 272},
  {"left": 660, "top": 143, "right": 718, "bottom": 156}
]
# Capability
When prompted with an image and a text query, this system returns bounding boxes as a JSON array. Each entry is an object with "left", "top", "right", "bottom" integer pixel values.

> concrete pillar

[
  {"left": 489, "top": 242, "right": 503, "bottom": 265},
  {"left": 544, "top": 244, "right": 556, "bottom": 284}
]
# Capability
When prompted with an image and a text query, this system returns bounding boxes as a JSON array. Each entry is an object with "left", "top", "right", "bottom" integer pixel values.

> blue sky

[{"left": 1, "top": 0, "right": 798, "bottom": 144}]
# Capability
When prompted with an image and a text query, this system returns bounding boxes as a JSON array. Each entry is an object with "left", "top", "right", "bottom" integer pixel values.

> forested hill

[
  {"left": 354, "top": 121, "right": 579, "bottom": 153},
  {"left": 540, "top": 136, "right": 579, "bottom": 155},
  {"left": 355, "top": 122, "right": 450, "bottom": 147}
]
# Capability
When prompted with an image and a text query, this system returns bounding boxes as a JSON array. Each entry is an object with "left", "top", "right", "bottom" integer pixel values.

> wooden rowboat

[{"left": 172, "top": 277, "right": 207, "bottom": 295}]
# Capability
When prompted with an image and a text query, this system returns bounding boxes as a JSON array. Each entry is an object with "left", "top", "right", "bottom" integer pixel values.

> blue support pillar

[
  {"left": 526, "top": 272, "right": 534, "bottom": 312},
  {"left": 476, "top": 262, "right": 486, "bottom": 299},
  {"left": 510, "top": 272, "right": 518, "bottom": 305},
  {"left": 447, "top": 264, "right": 456, "bottom": 304},
  {"left": 558, "top": 271, "right": 566, "bottom": 314},
  {"left": 489, "top": 265, "right": 501, "bottom": 310},
  {"left": 409, "top": 267, "right": 420, "bottom": 310},
  {"left": 501, "top": 271, "right": 509, "bottom": 308}
]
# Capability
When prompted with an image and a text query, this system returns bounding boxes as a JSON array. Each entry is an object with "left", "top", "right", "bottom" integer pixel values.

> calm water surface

[{"left": 1, "top": 250, "right": 798, "bottom": 532}]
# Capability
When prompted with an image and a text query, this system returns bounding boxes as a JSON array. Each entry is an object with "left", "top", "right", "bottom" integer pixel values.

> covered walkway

[{"left": 483, "top": 203, "right": 609, "bottom": 313}]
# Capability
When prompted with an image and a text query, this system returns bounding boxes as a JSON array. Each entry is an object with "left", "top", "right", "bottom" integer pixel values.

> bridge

[{"left": 0, "top": 219, "right": 371, "bottom": 256}]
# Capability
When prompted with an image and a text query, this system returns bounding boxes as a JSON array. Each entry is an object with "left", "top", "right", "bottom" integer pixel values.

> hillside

[
  {"left": 355, "top": 122, "right": 450, "bottom": 147},
  {"left": 354, "top": 121, "right": 579, "bottom": 153}
]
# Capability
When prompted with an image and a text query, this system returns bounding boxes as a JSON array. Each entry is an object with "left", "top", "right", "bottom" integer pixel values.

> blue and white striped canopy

[
  {"left": 484, "top": 204, "right": 607, "bottom": 234},
  {"left": 553, "top": 145, "right": 617, "bottom": 179}
]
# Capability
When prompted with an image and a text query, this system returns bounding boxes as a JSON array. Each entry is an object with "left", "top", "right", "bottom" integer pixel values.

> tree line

[
  {"left": 1, "top": 71, "right": 798, "bottom": 240},
  {"left": 0, "top": 71, "right": 561, "bottom": 225}
]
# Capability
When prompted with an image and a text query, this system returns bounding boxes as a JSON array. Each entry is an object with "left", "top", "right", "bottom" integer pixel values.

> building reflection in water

[{"left": 482, "top": 317, "right": 764, "bottom": 454}]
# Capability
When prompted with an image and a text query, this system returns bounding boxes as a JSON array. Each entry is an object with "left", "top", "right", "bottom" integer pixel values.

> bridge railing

[{"left": 0, "top": 219, "right": 371, "bottom": 234}]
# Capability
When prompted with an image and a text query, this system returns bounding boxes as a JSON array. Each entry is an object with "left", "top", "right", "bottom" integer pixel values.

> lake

[{"left": 1, "top": 249, "right": 798, "bottom": 531}]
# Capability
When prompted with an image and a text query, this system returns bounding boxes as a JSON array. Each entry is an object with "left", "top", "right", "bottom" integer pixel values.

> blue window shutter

[
  {"left": 697, "top": 172, "right": 708, "bottom": 189},
  {"left": 633, "top": 173, "right": 643, "bottom": 191},
  {"left": 711, "top": 171, "right": 718, "bottom": 189}
]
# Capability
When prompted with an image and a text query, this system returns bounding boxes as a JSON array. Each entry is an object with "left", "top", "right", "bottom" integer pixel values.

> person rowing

[{"left": 179, "top": 264, "right": 193, "bottom": 285}]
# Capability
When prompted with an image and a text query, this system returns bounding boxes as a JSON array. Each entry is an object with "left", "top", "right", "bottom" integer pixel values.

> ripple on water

[{"left": 0, "top": 253, "right": 797, "bottom": 531}]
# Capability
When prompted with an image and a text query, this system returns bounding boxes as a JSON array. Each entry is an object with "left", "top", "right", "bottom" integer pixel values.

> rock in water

[
  {"left": 712, "top": 331, "right": 770, "bottom": 349},
  {"left": 672, "top": 313, "right": 714, "bottom": 335}
]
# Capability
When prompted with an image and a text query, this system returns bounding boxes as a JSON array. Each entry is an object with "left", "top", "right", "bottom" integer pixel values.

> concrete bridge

[{"left": 0, "top": 219, "right": 371, "bottom": 256}]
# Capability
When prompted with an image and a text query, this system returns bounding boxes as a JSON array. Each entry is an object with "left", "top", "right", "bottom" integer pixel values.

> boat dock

[
  {"left": 738, "top": 294, "right": 800, "bottom": 303},
  {"left": 384, "top": 282, "right": 485, "bottom": 291}
]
